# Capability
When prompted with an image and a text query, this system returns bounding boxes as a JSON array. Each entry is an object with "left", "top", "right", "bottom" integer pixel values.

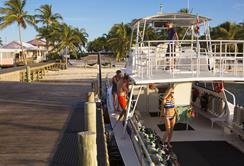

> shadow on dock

[
  {"left": 49, "top": 102, "right": 108, "bottom": 166},
  {"left": 49, "top": 102, "right": 83, "bottom": 166}
]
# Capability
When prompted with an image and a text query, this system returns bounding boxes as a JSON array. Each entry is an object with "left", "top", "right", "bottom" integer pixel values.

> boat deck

[
  {"left": 140, "top": 111, "right": 244, "bottom": 152},
  {"left": 172, "top": 141, "right": 244, "bottom": 166},
  {"left": 107, "top": 87, "right": 140, "bottom": 166}
]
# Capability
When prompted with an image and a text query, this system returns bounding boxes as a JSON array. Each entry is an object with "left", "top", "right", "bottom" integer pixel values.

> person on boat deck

[
  {"left": 112, "top": 70, "right": 122, "bottom": 112},
  {"left": 160, "top": 84, "right": 177, "bottom": 148},
  {"left": 165, "top": 22, "right": 179, "bottom": 69},
  {"left": 117, "top": 74, "right": 129, "bottom": 120},
  {"left": 166, "top": 22, "right": 179, "bottom": 45}
]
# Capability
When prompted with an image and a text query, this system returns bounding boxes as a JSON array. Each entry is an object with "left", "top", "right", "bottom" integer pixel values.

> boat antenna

[{"left": 159, "top": 3, "right": 163, "bottom": 14}]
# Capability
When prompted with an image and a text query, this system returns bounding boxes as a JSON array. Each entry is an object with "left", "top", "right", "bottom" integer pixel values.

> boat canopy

[{"left": 131, "top": 13, "right": 211, "bottom": 27}]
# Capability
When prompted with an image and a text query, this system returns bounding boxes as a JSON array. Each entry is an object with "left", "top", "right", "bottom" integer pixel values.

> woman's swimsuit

[
  {"left": 162, "top": 96, "right": 176, "bottom": 120},
  {"left": 163, "top": 113, "right": 176, "bottom": 120},
  {"left": 164, "top": 100, "right": 175, "bottom": 109}
]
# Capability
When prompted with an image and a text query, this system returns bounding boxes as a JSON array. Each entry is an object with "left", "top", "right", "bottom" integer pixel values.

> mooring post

[
  {"left": 36, "top": 70, "right": 39, "bottom": 81},
  {"left": 87, "top": 92, "right": 95, "bottom": 102},
  {"left": 26, "top": 66, "right": 31, "bottom": 83},
  {"left": 84, "top": 102, "right": 96, "bottom": 133},
  {"left": 77, "top": 131, "right": 97, "bottom": 166}
]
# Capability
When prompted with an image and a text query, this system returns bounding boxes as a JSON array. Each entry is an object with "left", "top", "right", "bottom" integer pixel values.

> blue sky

[{"left": 0, "top": 0, "right": 244, "bottom": 43}]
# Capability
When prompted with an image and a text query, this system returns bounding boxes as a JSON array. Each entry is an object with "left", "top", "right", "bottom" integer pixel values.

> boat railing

[
  {"left": 224, "top": 88, "right": 236, "bottom": 106},
  {"left": 129, "top": 40, "right": 244, "bottom": 80},
  {"left": 129, "top": 119, "right": 154, "bottom": 166}
]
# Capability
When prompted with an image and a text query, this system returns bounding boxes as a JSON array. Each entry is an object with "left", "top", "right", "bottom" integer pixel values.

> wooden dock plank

[{"left": 0, "top": 81, "right": 90, "bottom": 166}]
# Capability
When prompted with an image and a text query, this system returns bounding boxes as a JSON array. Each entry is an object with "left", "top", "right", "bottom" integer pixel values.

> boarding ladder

[{"left": 123, "top": 85, "right": 143, "bottom": 136}]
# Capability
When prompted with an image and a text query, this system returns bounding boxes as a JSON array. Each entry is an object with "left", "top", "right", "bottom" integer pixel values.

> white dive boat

[{"left": 106, "top": 10, "right": 244, "bottom": 166}]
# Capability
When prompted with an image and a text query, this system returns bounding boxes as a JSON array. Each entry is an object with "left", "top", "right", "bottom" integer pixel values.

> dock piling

[
  {"left": 78, "top": 131, "right": 97, "bottom": 166},
  {"left": 87, "top": 92, "right": 95, "bottom": 102},
  {"left": 26, "top": 66, "right": 31, "bottom": 82},
  {"left": 84, "top": 102, "right": 97, "bottom": 133}
]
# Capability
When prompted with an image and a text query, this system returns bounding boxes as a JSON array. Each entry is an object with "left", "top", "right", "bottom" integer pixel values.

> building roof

[
  {"left": 27, "top": 39, "right": 46, "bottom": 46},
  {"left": 2, "top": 41, "right": 46, "bottom": 51},
  {"left": 0, "top": 48, "right": 20, "bottom": 52},
  {"left": 131, "top": 12, "right": 211, "bottom": 27}
]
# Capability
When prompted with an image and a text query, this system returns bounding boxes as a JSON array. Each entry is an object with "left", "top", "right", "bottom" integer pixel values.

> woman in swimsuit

[
  {"left": 112, "top": 70, "right": 121, "bottom": 112},
  {"left": 161, "top": 84, "right": 177, "bottom": 148}
]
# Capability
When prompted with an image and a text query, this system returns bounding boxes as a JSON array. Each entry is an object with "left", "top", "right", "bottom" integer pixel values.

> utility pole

[
  {"left": 97, "top": 52, "right": 102, "bottom": 98},
  {"left": 187, "top": 0, "right": 190, "bottom": 13}
]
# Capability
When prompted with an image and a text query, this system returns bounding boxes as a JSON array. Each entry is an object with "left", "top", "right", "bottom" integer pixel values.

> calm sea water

[{"left": 225, "top": 83, "right": 244, "bottom": 106}]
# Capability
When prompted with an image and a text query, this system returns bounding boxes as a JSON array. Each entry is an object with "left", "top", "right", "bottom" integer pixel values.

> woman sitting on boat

[{"left": 161, "top": 84, "right": 177, "bottom": 148}]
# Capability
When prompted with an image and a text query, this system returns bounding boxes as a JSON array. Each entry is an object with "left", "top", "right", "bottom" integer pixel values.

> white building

[
  {"left": 0, "top": 48, "right": 20, "bottom": 67},
  {"left": 1, "top": 40, "right": 47, "bottom": 66}
]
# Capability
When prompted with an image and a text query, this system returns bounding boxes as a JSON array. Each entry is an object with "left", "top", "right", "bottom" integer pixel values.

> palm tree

[
  {"left": 56, "top": 24, "right": 81, "bottom": 51},
  {"left": 0, "top": 0, "right": 35, "bottom": 64},
  {"left": 49, "top": 24, "right": 87, "bottom": 57},
  {"left": 35, "top": 4, "right": 62, "bottom": 27},
  {"left": 73, "top": 27, "right": 88, "bottom": 53},
  {"left": 178, "top": 8, "right": 190, "bottom": 14},
  {"left": 144, "top": 26, "right": 157, "bottom": 41},
  {"left": 235, "top": 23, "right": 244, "bottom": 53},
  {"left": 87, "top": 36, "right": 108, "bottom": 52},
  {"left": 236, "top": 23, "right": 244, "bottom": 40},
  {"left": 177, "top": 8, "right": 192, "bottom": 39},
  {"left": 35, "top": 4, "right": 63, "bottom": 52},
  {"left": 107, "top": 23, "right": 131, "bottom": 61},
  {"left": 211, "top": 22, "right": 239, "bottom": 40},
  {"left": 52, "top": 24, "right": 89, "bottom": 65},
  {"left": 211, "top": 22, "right": 240, "bottom": 52}
]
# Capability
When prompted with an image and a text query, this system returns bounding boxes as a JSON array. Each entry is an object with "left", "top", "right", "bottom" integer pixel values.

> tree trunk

[
  {"left": 46, "top": 40, "right": 49, "bottom": 53},
  {"left": 46, "top": 24, "right": 50, "bottom": 55},
  {"left": 18, "top": 24, "right": 26, "bottom": 65}
]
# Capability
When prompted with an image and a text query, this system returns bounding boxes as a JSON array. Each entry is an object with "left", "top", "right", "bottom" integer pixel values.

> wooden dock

[
  {"left": 0, "top": 62, "right": 119, "bottom": 165},
  {"left": 0, "top": 67, "right": 91, "bottom": 165}
]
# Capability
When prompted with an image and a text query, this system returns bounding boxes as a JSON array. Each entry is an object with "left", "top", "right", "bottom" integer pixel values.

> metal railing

[
  {"left": 129, "top": 119, "right": 154, "bottom": 166},
  {"left": 128, "top": 40, "right": 244, "bottom": 80},
  {"left": 224, "top": 88, "right": 236, "bottom": 106}
]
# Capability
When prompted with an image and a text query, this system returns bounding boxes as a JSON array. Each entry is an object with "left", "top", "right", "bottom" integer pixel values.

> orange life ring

[{"left": 214, "top": 82, "right": 224, "bottom": 93}]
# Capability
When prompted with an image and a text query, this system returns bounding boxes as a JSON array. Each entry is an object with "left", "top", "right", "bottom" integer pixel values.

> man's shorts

[{"left": 118, "top": 95, "right": 127, "bottom": 111}]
